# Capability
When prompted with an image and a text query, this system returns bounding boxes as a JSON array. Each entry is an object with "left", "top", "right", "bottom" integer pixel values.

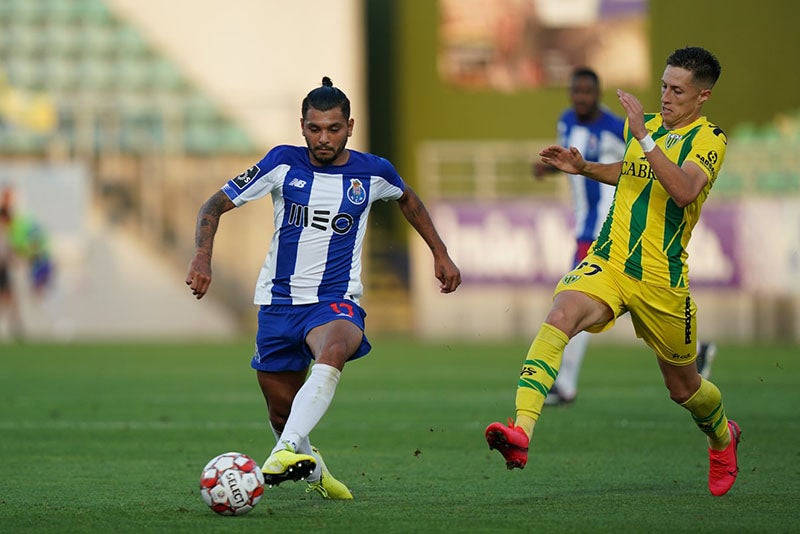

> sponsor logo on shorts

[
  {"left": 232, "top": 165, "right": 260, "bottom": 189},
  {"left": 684, "top": 295, "right": 692, "bottom": 344},
  {"left": 562, "top": 274, "right": 581, "bottom": 285}
]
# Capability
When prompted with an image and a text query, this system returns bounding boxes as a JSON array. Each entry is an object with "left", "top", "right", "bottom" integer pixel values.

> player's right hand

[
  {"left": 186, "top": 252, "right": 212, "bottom": 299},
  {"left": 616, "top": 89, "right": 647, "bottom": 140},
  {"left": 538, "top": 145, "right": 586, "bottom": 175}
]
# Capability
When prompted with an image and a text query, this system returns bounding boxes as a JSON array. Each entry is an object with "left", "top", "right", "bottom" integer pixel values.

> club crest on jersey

[
  {"left": 347, "top": 179, "right": 366, "bottom": 205},
  {"left": 232, "top": 165, "right": 260, "bottom": 189},
  {"left": 665, "top": 133, "right": 682, "bottom": 150}
]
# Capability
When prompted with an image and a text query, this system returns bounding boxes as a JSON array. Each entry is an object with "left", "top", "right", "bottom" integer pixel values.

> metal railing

[{"left": 417, "top": 138, "right": 800, "bottom": 199}]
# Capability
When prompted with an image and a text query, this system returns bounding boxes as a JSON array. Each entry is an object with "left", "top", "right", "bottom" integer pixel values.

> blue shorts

[{"left": 251, "top": 299, "right": 372, "bottom": 372}]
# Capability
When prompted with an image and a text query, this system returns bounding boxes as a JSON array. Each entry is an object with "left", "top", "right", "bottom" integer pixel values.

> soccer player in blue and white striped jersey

[
  {"left": 533, "top": 68, "right": 626, "bottom": 405},
  {"left": 186, "top": 77, "right": 461, "bottom": 499}
]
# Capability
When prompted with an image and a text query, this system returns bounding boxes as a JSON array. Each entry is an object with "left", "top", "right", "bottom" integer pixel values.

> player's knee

[
  {"left": 544, "top": 308, "right": 577, "bottom": 337},
  {"left": 661, "top": 363, "right": 702, "bottom": 404},
  {"left": 666, "top": 383, "right": 694, "bottom": 404},
  {"left": 316, "top": 340, "right": 352, "bottom": 369}
]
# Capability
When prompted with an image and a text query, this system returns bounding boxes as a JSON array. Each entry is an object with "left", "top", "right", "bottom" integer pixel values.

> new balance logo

[{"left": 288, "top": 178, "right": 307, "bottom": 188}]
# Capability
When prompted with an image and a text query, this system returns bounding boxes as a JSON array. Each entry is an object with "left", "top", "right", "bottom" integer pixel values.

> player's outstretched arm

[
  {"left": 539, "top": 145, "right": 621, "bottom": 186},
  {"left": 396, "top": 186, "right": 461, "bottom": 294},
  {"left": 186, "top": 190, "right": 236, "bottom": 299}
]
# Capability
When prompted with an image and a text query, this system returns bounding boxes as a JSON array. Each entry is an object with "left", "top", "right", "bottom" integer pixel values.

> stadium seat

[
  {"left": 6, "top": 0, "right": 49, "bottom": 25},
  {"left": 115, "top": 26, "right": 150, "bottom": 59},
  {"left": 74, "top": 0, "right": 114, "bottom": 24},
  {"left": 43, "top": 22, "right": 83, "bottom": 58},
  {"left": 43, "top": 56, "right": 80, "bottom": 91},
  {"left": 150, "top": 58, "right": 187, "bottom": 91},
  {"left": 0, "top": 0, "right": 255, "bottom": 155},
  {"left": 79, "top": 23, "right": 118, "bottom": 58},
  {"left": 47, "top": 0, "right": 84, "bottom": 25}
]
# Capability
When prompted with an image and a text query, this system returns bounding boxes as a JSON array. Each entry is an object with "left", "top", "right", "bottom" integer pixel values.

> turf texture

[{"left": 0, "top": 339, "right": 798, "bottom": 532}]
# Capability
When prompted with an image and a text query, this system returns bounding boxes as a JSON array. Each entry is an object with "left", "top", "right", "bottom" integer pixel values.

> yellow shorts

[{"left": 554, "top": 254, "right": 697, "bottom": 366}]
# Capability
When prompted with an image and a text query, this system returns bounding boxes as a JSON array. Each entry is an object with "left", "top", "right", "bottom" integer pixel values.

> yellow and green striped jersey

[{"left": 592, "top": 113, "right": 727, "bottom": 288}]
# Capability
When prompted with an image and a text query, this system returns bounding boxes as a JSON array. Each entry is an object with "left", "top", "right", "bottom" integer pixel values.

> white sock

[
  {"left": 552, "top": 330, "right": 590, "bottom": 399},
  {"left": 271, "top": 363, "right": 341, "bottom": 456},
  {"left": 269, "top": 422, "right": 322, "bottom": 481},
  {"left": 303, "top": 439, "right": 326, "bottom": 483},
  {"left": 269, "top": 422, "right": 282, "bottom": 443}
]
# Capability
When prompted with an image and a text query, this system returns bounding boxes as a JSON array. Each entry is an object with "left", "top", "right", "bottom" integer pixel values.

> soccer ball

[{"left": 200, "top": 452, "right": 265, "bottom": 516}]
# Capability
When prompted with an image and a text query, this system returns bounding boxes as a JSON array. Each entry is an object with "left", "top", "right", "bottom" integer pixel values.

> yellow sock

[
  {"left": 515, "top": 323, "right": 569, "bottom": 434},
  {"left": 681, "top": 377, "right": 730, "bottom": 450},
  {"left": 515, "top": 415, "right": 536, "bottom": 439}
]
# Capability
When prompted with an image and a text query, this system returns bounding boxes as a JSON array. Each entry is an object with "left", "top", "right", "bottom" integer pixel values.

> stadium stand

[
  {"left": 715, "top": 117, "right": 800, "bottom": 196},
  {"left": 0, "top": 0, "right": 264, "bottom": 337},
  {"left": 0, "top": 0, "right": 256, "bottom": 156}
]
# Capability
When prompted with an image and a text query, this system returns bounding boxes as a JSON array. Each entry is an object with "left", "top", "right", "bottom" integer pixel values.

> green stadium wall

[{"left": 366, "top": 0, "right": 800, "bottom": 192}]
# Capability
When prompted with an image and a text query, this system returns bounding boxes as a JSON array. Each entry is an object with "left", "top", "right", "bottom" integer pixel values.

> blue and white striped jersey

[
  {"left": 557, "top": 107, "right": 626, "bottom": 242},
  {"left": 222, "top": 145, "right": 405, "bottom": 305}
]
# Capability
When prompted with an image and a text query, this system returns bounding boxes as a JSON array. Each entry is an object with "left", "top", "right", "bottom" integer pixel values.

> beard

[{"left": 310, "top": 145, "right": 345, "bottom": 166}]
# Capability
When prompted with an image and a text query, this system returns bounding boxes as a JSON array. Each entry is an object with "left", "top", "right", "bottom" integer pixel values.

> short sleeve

[
  {"left": 368, "top": 156, "right": 405, "bottom": 202},
  {"left": 687, "top": 125, "right": 727, "bottom": 183},
  {"left": 221, "top": 146, "right": 293, "bottom": 206}
]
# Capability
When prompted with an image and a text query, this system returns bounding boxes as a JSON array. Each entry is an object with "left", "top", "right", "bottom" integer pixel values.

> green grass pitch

[{"left": 1, "top": 338, "right": 798, "bottom": 532}]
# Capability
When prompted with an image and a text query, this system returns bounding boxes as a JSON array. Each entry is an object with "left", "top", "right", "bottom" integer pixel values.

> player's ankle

[{"left": 515, "top": 415, "right": 536, "bottom": 439}]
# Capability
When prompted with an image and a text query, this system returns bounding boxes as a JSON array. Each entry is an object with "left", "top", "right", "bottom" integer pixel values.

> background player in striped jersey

[
  {"left": 487, "top": 47, "right": 740, "bottom": 496},
  {"left": 534, "top": 68, "right": 716, "bottom": 406},
  {"left": 533, "top": 67, "right": 625, "bottom": 405},
  {"left": 186, "top": 77, "right": 461, "bottom": 499}
]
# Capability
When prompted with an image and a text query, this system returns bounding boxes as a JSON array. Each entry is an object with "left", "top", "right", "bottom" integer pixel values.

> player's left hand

[{"left": 435, "top": 256, "right": 461, "bottom": 294}]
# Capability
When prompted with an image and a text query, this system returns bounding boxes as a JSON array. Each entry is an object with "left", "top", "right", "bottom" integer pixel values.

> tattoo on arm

[
  {"left": 195, "top": 191, "right": 232, "bottom": 253},
  {"left": 399, "top": 188, "right": 446, "bottom": 254},
  {"left": 404, "top": 202, "right": 424, "bottom": 222}
]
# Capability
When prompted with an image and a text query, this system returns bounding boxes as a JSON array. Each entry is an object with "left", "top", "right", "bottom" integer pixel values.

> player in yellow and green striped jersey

[
  {"left": 592, "top": 111, "right": 725, "bottom": 288},
  {"left": 485, "top": 46, "right": 741, "bottom": 497}
]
